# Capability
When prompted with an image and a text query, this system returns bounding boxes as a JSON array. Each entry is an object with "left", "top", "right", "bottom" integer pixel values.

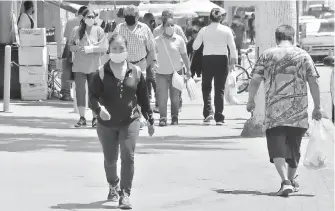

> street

[{"left": 0, "top": 65, "right": 333, "bottom": 211}]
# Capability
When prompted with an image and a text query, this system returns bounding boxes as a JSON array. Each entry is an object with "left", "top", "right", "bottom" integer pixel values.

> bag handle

[{"left": 161, "top": 38, "right": 184, "bottom": 76}]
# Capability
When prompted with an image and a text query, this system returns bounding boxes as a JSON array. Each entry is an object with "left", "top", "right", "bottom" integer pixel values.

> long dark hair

[{"left": 78, "top": 8, "right": 92, "bottom": 40}]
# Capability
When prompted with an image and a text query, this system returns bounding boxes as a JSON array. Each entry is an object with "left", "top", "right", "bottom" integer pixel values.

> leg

[
  {"left": 96, "top": 122, "right": 120, "bottom": 187},
  {"left": 74, "top": 72, "right": 87, "bottom": 127},
  {"left": 201, "top": 56, "right": 214, "bottom": 119},
  {"left": 156, "top": 73, "right": 169, "bottom": 122},
  {"left": 118, "top": 119, "right": 140, "bottom": 196},
  {"left": 237, "top": 46, "right": 242, "bottom": 65},
  {"left": 168, "top": 75, "right": 180, "bottom": 119},
  {"left": 266, "top": 126, "right": 294, "bottom": 196},
  {"left": 87, "top": 72, "right": 97, "bottom": 119},
  {"left": 332, "top": 103, "right": 334, "bottom": 124},
  {"left": 213, "top": 55, "right": 228, "bottom": 123},
  {"left": 146, "top": 66, "right": 153, "bottom": 100},
  {"left": 60, "top": 44, "right": 72, "bottom": 100}
]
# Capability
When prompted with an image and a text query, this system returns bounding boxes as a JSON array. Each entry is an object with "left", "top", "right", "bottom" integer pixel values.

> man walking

[
  {"left": 193, "top": 8, "right": 237, "bottom": 125},
  {"left": 230, "top": 15, "right": 245, "bottom": 65},
  {"left": 247, "top": 25, "right": 322, "bottom": 196},
  {"left": 60, "top": 6, "right": 87, "bottom": 101}
]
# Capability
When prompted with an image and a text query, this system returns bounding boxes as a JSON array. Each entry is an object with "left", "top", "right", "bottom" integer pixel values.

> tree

[{"left": 241, "top": 1, "right": 297, "bottom": 137}]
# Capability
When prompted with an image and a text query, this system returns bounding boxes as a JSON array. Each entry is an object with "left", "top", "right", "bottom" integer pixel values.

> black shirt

[{"left": 89, "top": 61, "right": 154, "bottom": 127}]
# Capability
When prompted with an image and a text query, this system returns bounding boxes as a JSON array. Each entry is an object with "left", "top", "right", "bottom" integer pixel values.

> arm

[
  {"left": 18, "top": 13, "right": 30, "bottom": 29},
  {"left": 63, "top": 21, "right": 70, "bottom": 42},
  {"left": 89, "top": 72, "right": 103, "bottom": 114},
  {"left": 136, "top": 73, "right": 154, "bottom": 125},
  {"left": 179, "top": 39, "right": 191, "bottom": 73},
  {"left": 227, "top": 28, "right": 238, "bottom": 60},
  {"left": 68, "top": 27, "right": 80, "bottom": 52},
  {"left": 248, "top": 54, "right": 265, "bottom": 103},
  {"left": 192, "top": 28, "right": 203, "bottom": 51},
  {"left": 146, "top": 29, "right": 158, "bottom": 63},
  {"left": 305, "top": 54, "right": 321, "bottom": 109},
  {"left": 90, "top": 28, "right": 108, "bottom": 53},
  {"left": 176, "top": 25, "right": 188, "bottom": 44}
]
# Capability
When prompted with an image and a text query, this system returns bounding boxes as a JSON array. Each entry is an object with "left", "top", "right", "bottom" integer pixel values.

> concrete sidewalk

[{"left": 0, "top": 86, "right": 333, "bottom": 211}]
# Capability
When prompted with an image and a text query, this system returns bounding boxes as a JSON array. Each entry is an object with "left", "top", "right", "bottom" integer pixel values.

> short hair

[
  {"left": 124, "top": 5, "right": 139, "bottom": 16},
  {"left": 23, "top": 1, "right": 33, "bottom": 11},
  {"left": 162, "top": 17, "right": 173, "bottom": 26},
  {"left": 109, "top": 33, "right": 128, "bottom": 47},
  {"left": 161, "top": 10, "right": 173, "bottom": 24},
  {"left": 78, "top": 6, "right": 87, "bottom": 15},
  {"left": 143, "top": 13, "right": 155, "bottom": 22},
  {"left": 275, "top": 25, "right": 295, "bottom": 43},
  {"left": 209, "top": 8, "right": 222, "bottom": 22}
]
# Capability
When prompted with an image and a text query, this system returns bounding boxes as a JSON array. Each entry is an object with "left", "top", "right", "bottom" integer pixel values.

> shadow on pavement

[
  {"left": 214, "top": 189, "right": 315, "bottom": 197},
  {"left": 50, "top": 200, "right": 118, "bottom": 210},
  {"left": 11, "top": 100, "right": 73, "bottom": 109},
  {"left": 0, "top": 133, "right": 243, "bottom": 153}
]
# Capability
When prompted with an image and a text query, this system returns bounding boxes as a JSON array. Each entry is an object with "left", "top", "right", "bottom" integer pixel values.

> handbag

[{"left": 161, "top": 38, "right": 185, "bottom": 91}]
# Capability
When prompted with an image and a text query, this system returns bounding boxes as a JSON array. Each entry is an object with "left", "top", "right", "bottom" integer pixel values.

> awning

[
  {"left": 65, "top": 1, "right": 140, "bottom": 6},
  {"left": 46, "top": 1, "right": 84, "bottom": 13}
]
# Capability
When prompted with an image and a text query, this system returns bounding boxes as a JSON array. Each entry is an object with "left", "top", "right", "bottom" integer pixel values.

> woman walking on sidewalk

[
  {"left": 89, "top": 34, "right": 155, "bottom": 209},
  {"left": 69, "top": 8, "right": 108, "bottom": 128},
  {"left": 155, "top": 17, "right": 191, "bottom": 126}
]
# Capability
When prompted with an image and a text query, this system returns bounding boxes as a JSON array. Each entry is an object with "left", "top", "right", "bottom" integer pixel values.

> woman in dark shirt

[{"left": 89, "top": 33, "right": 154, "bottom": 209}]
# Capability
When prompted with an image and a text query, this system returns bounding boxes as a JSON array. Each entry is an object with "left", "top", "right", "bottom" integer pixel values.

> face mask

[
  {"left": 165, "top": 27, "right": 174, "bottom": 36},
  {"left": 85, "top": 19, "right": 94, "bottom": 26},
  {"left": 125, "top": 15, "right": 136, "bottom": 26},
  {"left": 109, "top": 52, "right": 128, "bottom": 63}
]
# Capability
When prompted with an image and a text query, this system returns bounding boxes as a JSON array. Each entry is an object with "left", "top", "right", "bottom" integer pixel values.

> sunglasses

[
  {"left": 192, "top": 29, "right": 199, "bottom": 34},
  {"left": 86, "top": 16, "right": 95, "bottom": 19}
]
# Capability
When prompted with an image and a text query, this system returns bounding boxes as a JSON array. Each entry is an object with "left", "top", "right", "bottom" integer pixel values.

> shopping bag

[
  {"left": 303, "top": 120, "right": 328, "bottom": 169},
  {"left": 186, "top": 78, "right": 197, "bottom": 100},
  {"left": 172, "top": 71, "right": 184, "bottom": 91},
  {"left": 224, "top": 70, "right": 239, "bottom": 105}
]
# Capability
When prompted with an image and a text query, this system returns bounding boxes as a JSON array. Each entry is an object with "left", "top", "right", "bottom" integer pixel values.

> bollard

[{"left": 3, "top": 45, "right": 11, "bottom": 112}]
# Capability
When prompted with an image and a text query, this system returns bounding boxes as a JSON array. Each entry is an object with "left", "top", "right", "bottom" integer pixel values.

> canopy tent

[
  {"left": 65, "top": 1, "right": 141, "bottom": 6},
  {"left": 174, "top": 0, "right": 226, "bottom": 16},
  {"left": 138, "top": 3, "right": 197, "bottom": 18}
]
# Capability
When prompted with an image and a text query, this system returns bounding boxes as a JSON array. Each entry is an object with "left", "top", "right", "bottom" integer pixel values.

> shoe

[
  {"left": 60, "top": 95, "right": 73, "bottom": 101},
  {"left": 75, "top": 117, "right": 87, "bottom": 128},
  {"left": 159, "top": 118, "right": 167, "bottom": 127},
  {"left": 277, "top": 180, "right": 293, "bottom": 197},
  {"left": 216, "top": 121, "right": 224, "bottom": 126},
  {"left": 119, "top": 191, "right": 132, "bottom": 209},
  {"left": 171, "top": 116, "right": 178, "bottom": 125},
  {"left": 92, "top": 118, "right": 97, "bottom": 128},
  {"left": 291, "top": 175, "right": 299, "bottom": 192},
  {"left": 203, "top": 115, "right": 214, "bottom": 125},
  {"left": 107, "top": 184, "right": 120, "bottom": 201},
  {"left": 153, "top": 107, "right": 159, "bottom": 113}
]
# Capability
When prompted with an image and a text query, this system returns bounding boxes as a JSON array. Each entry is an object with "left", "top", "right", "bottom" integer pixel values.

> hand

[
  {"left": 230, "top": 58, "right": 237, "bottom": 65},
  {"left": 312, "top": 107, "right": 322, "bottom": 121},
  {"left": 246, "top": 100, "right": 256, "bottom": 112},
  {"left": 152, "top": 61, "right": 158, "bottom": 72},
  {"left": 185, "top": 70, "right": 192, "bottom": 79},
  {"left": 99, "top": 106, "right": 111, "bottom": 121},
  {"left": 148, "top": 124, "right": 155, "bottom": 136}
]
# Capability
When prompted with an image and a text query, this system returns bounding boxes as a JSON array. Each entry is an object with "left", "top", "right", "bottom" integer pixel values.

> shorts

[{"left": 266, "top": 126, "right": 307, "bottom": 168}]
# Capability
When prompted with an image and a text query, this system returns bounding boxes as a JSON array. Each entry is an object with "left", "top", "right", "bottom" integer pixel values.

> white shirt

[
  {"left": 18, "top": 13, "right": 34, "bottom": 29},
  {"left": 193, "top": 23, "right": 237, "bottom": 58}
]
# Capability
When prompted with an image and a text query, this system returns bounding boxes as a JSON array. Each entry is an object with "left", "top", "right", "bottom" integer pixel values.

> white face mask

[
  {"left": 165, "top": 27, "right": 174, "bottom": 36},
  {"left": 85, "top": 19, "right": 94, "bottom": 26},
  {"left": 109, "top": 52, "right": 128, "bottom": 63}
]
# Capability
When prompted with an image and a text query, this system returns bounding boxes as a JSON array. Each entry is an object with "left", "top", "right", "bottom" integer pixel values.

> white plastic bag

[
  {"left": 186, "top": 78, "right": 197, "bottom": 100},
  {"left": 224, "top": 71, "right": 239, "bottom": 105},
  {"left": 172, "top": 71, "right": 184, "bottom": 91},
  {"left": 303, "top": 120, "right": 328, "bottom": 169}
]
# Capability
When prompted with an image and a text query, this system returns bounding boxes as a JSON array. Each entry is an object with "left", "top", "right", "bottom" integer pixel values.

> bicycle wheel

[{"left": 234, "top": 65, "right": 250, "bottom": 94}]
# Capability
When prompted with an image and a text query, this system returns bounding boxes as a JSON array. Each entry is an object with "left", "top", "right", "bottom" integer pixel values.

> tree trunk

[{"left": 241, "top": 1, "right": 297, "bottom": 137}]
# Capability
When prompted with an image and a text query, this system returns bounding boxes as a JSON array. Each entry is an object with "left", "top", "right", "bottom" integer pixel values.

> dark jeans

[
  {"left": 60, "top": 43, "right": 72, "bottom": 96},
  {"left": 96, "top": 119, "right": 140, "bottom": 195},
  {"left": 146, "top": 66, "right": 158, "bottom": 107},
  {"left": 236, "top": 44, "right": 241, "bottom": 65},
  {"left": 202, "top": 55, "right": 229, "bottom": 122}
]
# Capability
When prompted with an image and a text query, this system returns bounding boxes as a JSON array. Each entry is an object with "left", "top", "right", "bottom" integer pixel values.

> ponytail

[{"left": 78, "top": 19, "right": 86, "bottom": 40}]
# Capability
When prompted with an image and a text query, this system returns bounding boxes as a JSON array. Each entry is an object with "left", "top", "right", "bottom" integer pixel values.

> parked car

[{"left": 301, "top": 19, "right": 334, "bottom": 62}]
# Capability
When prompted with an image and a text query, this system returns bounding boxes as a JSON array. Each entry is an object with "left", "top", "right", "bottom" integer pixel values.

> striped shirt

[{"left": 114, "top": 22, "right": 156, "bottom": 62}]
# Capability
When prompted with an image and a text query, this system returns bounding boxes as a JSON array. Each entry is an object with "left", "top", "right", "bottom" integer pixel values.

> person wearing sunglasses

[{"left": 69, "top": 8, "right": 108, "bottom": 128}]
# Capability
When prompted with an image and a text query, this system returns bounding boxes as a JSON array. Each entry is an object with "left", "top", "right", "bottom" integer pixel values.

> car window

[{"left": 318, "top": 21, "right": 335, "bottom": 32}]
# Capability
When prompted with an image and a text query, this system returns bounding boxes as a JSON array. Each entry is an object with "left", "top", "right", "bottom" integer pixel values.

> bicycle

[{"left": 234, "top": 48, "right": 255, "bottom": 94}]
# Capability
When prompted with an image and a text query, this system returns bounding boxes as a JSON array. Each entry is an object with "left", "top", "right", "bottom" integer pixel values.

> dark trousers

[
  {"left": 236, "top": 45, "right": 241, "bottom": 65},
  {"left": 96, "top": 119, "right": 140, "bottom": 195},
  {"left": 146, "top": 66, "right": 158, "bottom": 107},
  {"left": 332, "top": 103, "right": 334, "bottom": 124},
  {"left": 202, "top": 55, "right": 229, "bottom": 122}
]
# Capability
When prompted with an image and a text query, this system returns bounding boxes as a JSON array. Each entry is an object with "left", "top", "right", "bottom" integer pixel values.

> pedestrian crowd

[{"left": 30, "top": 2, "right": 327, "bottom": 210}]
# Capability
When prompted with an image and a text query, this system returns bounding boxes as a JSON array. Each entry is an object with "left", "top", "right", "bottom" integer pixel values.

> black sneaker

[
  {"left": 203, "top": 115, "right": 214, "bottom": 125},
  {"left": 75, "top": 117, "right": 87, "bottom": 128},
  {"left": 92, "top": 118, "right": 97, "bottom": 128},
  {"left": 171, "top": 116, "right": 178, "bottom": 125},
  {"left": 277, "top": 180, "right": 293, "bottom": 197},
  {"left": 159, "top": 118, "right": 167, "bottom": 127},
  {"left": 291, "top": 175, "right": 299, "bottom": 192},
  {"left": 119, "top": 192, "right": 132, "bottom": 209},
  {"left": 216, "top": 121, "right": 224, "bottom": 126},
  {"left": 60, "top": 95, "right": 73, "bottom": 101},
  {"left": 107, "top": 184, "right": 120, "bottom": 201}
]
